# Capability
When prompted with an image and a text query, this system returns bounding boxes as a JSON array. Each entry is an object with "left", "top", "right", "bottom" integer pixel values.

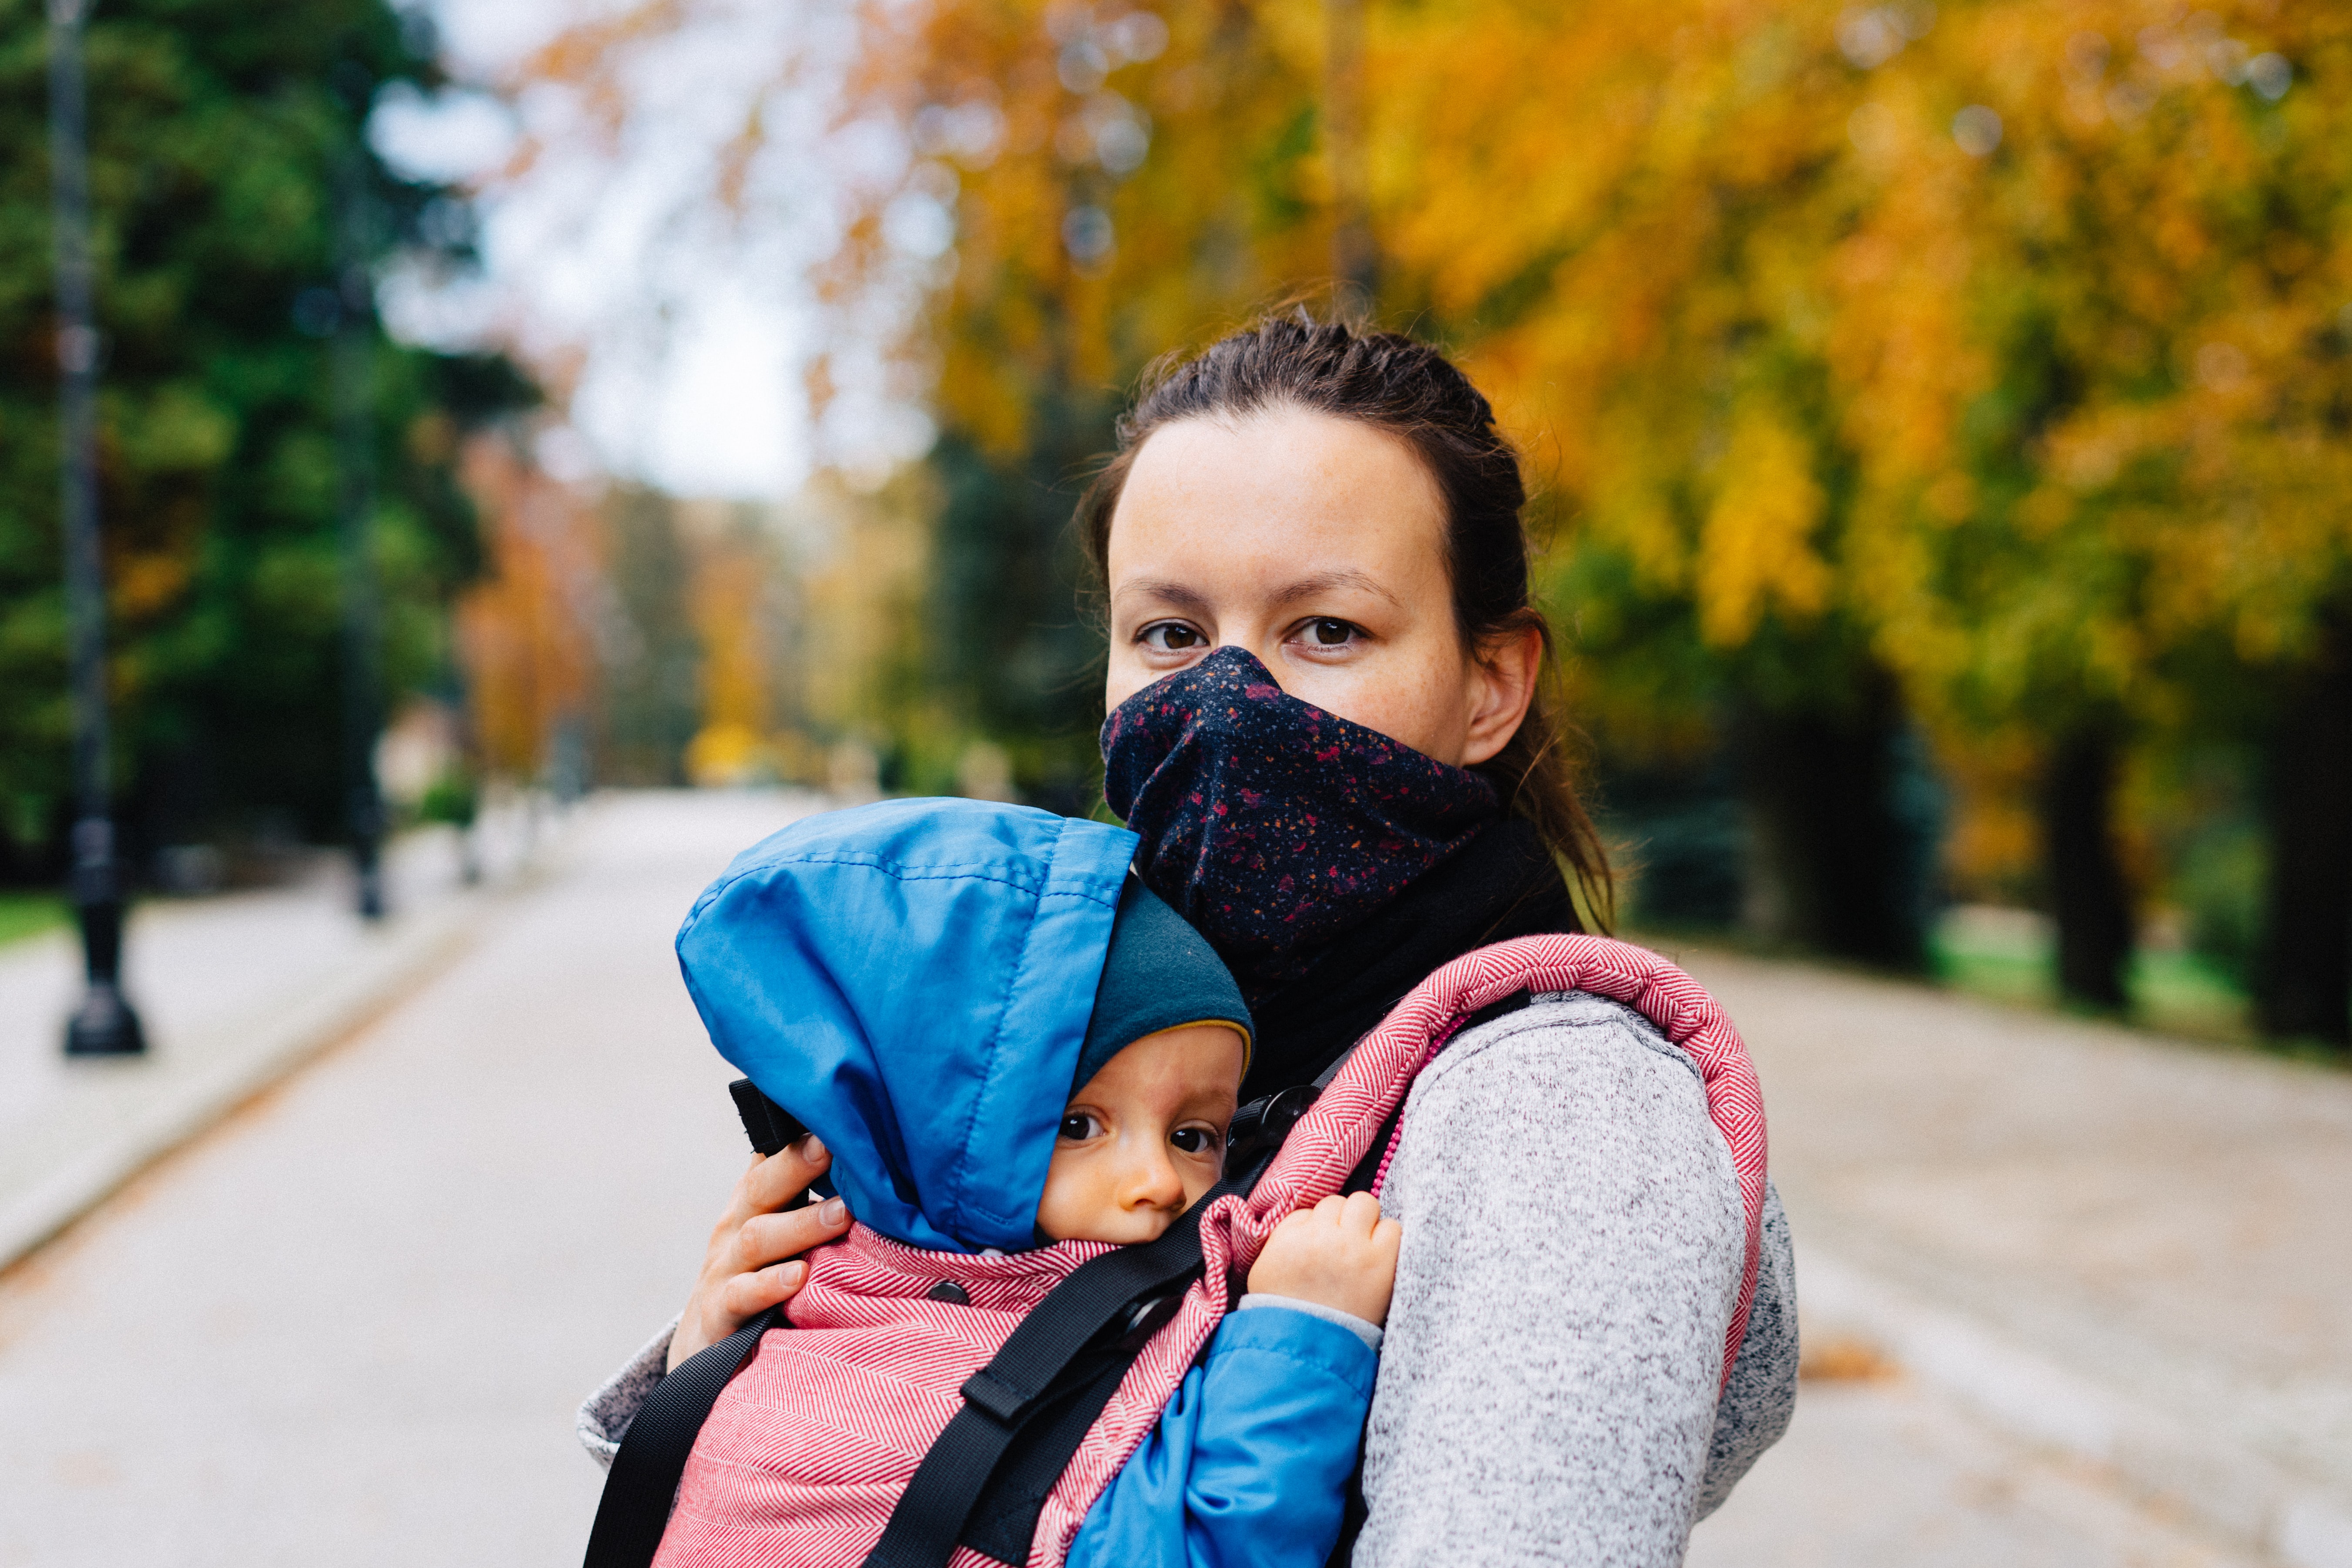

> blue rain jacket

[{"left": 676, "top": 799, "right": 1378, "bottom": 1566}]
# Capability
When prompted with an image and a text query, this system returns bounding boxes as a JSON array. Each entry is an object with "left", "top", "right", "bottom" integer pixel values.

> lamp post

[{"left": 48, "top": 0, "right": 144, "bottom": 1056}]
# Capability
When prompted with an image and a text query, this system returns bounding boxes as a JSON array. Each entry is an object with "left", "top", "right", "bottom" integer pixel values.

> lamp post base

[{"left": 64, "top": 979, "right": 146, "bottom": 1056}]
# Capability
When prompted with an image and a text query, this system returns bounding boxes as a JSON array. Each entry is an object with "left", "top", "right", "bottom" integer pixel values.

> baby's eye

[
  {"left": 1138, "top": 621, "right": 1210, "bottom": 652},
  {"left": 1060, "top": 1113, "right": 1104, "bottom": 1142},
  {"left": 1169, "top": 1126, "right": 1220, "bottom": 1155}
]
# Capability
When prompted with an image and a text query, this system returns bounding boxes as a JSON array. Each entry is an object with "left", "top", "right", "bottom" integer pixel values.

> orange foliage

[
  {"left": 519, "top": 0, "right": 2352, "bottom": 788},
  {"left": 453, "top": 434, "right": 600, "bottom": 779}
]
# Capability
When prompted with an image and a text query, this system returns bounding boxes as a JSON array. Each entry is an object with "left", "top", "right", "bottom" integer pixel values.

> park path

[
  {"left": 0, "top": 789, "right": 2318, "bottom": 1565},
  {"left": 1672, "top": 942, "right": 2352, "bottom": 1567},
  {"left": 0, "top": 791, "right": 812, "bottom": 1567},
  {"left": 0, "top": 801, "right": 550, "bottom": 1268}
]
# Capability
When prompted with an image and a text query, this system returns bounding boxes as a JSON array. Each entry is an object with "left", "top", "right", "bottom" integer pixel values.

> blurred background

[
  {"left": 11, "top": 0, "right": 2352, "bottom": 1048},
  {"left": 3, "top": 1, "right": 2350, "bottom": 1565}
]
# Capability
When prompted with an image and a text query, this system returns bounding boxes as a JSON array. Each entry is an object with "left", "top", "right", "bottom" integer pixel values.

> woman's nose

[{"left": 1213, "top": 637, "right": 1288, "bottom": 691}]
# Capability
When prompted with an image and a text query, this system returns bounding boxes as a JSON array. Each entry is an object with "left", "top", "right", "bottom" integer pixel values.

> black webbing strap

[
  {"left": 954, "top": 1350, "right": 1132, "bottom": 1564},
  {"left": 954, "top": 1289, "right": 1191, "bottom": 1563},
  {"left": 860, "top": 1177, "right": 1245, "bottom": 1568},
  {"left": 582, "top": 1305, "right": 783, "bottom": 1568}
]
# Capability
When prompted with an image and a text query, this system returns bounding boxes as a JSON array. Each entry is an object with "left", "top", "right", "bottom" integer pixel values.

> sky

[{"left": 370, "top": 0, "right": 927, "bottom": 500}]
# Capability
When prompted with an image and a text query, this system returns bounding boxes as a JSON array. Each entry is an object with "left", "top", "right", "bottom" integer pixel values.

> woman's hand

[
  {"left": 1246, "top": 1192, "right": 1402, "bottom": 1326},
  {"left": 669, "top": 1138, "right": 853, "bottom": 1371}
]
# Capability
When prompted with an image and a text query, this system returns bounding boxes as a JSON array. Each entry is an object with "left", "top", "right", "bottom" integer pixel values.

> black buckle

[{"left": 1224, "top": 1082, "right": 1321, "bottom": 1176}]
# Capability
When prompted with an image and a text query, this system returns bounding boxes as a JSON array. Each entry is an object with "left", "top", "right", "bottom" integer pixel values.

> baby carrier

[{"left": 585, "top": 930, "right": 1768, "bottom": 1568}]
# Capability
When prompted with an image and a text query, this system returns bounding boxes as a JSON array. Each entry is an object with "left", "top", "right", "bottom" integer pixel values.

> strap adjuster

[{"left": 959, "top": 1370, "right": 1028, "bottom": 1424}]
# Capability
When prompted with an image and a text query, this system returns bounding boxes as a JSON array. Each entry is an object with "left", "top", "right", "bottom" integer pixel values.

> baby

[{"left": 645, "top": 797, "right": 1399, "bottom": 1568}]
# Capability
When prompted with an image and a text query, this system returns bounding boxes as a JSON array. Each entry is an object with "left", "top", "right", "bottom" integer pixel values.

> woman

[{"left": 581, "top": 315, "right": 1797, "bottom": 1565}]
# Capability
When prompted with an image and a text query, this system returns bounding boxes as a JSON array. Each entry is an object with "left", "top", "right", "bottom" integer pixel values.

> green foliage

[
  {"left": 2177, "top": 819, "right": 2265, "bottom": 982},
  {"left": 0, "top": 0, "right": 534, "bottom": 877},
  {"left": 920, "top": 420, "right": 1110, "bottom": 806},
  {"left": 416, "top": 768, "right": 475, "bottom": 828},
  {"left": 598, "top": 486, "right": 703, "bottom": 788}
]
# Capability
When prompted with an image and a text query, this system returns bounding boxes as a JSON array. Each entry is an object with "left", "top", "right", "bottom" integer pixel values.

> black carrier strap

[
  {"left": 863, "top": 1177, "right": 1243, "bottom": 1567},
  {"left": 954, "top": 1292, "right": 1189, "bottom": 1562},
  {"left": 582, "top": 1304, "right": 783, "bottom": 1568},
  {"left": 950, "top": 992, "right": 1543, "bottom": 1568},
  {"left": 586, "top": 1033, "right": 1511, "bottom": 1568}
]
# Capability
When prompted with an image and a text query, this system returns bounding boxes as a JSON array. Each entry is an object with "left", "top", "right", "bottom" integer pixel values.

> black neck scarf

[
  {"left": 1237, "top": 816, "right": 1578, "bottom": 1096},
  {"left": 1100, "top": 646, "right": 1580, "bottom": 1096}
]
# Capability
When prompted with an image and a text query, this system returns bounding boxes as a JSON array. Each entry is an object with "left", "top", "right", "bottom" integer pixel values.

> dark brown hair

[{"left": 1076, "top": 309, "right": 1615, "bottom": 929}]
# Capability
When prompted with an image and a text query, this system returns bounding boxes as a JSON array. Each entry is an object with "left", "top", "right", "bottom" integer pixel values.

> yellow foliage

[
  {"left": 680, "top": 501, "right": 777, "bottom": 743},
  {"left": 1697, "top": 412, "right": 1831, "bottom": 647},
  {"left": 519, "top": 0, "right": 2352, "bottom": 763},
  {"left": 686, "top": 721, "right": 772, "bottom": 788}
]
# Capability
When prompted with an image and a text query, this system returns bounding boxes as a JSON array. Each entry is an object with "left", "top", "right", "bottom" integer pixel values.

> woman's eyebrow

[
  {"left": 1114, "top": 579, "right": 1213, "bottom": 616},
  {"left": 1270, "top": 569, "right": 1403, "bottom": 610},
  {"left": 1114, "top": 569, "right": 1402, "bottom": 615}
]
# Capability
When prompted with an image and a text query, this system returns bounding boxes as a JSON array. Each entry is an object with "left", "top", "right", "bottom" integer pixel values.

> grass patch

[
  {"left": 1931, "top": 904, "right": 2256, "bottom": 1044},
  {"left": 0, "top": 892, "right": 68, "bottom": 948}
]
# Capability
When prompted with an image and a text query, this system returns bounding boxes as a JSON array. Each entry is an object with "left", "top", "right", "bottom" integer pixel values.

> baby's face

[{"left": 1034, "top": 1024, "right": 1246, "bottom": 1245}]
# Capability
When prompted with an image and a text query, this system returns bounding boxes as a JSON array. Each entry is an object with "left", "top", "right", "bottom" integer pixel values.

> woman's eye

[
  {"left": 1060, "top": 1113, "right": 1103, "bottom": 1142},
  {"left": 1169, "top": 1126, "right": 1219, "bottom": 1155},
  {"left": 1139, "top": 621, "right": 1210, "bottom": 652},
  {"left": 1300, "top": 618, "right": 1359, "bottom": 647}
]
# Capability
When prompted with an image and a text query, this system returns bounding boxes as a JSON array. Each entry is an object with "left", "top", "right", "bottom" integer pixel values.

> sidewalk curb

[
  {"left": 1803, "top": 1248, "right": 2352, "bottom": 1568},
  {"left": 0, "top": 870, "right": 521, "bottom": 1276}
]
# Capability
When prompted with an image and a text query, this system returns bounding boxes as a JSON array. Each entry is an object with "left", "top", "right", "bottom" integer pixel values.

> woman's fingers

[
  {"left": 672, "top": 1160, "right": 849, "bottom": 1373},
  {"left": 729, "top": 1137, "right": 831, "bottom": 1225},
  {"left": 720, "top": 1259, "right": 808, "bottom": 1320},
  {"left": 734, "top": 1197, "right": 851, "bottom": 1273}
]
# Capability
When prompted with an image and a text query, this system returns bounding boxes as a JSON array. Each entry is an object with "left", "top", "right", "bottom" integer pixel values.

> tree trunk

[
  {"left": 1323, "top": 0, "right": 1376, "bottom": 296},
  {"left": 2040, "top": 721, "right": 2133, "bottom": 1011},
  {"left": 1737, "top": 666, "right": 1934, "bottom": 971},
  {"left": 2258, "top": 620, "right": 2352, "bottom": 1043}
]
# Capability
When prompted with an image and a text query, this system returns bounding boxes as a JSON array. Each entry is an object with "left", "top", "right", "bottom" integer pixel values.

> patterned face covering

[{"left": 1099, "top": 645, "right": 1501, "bottom": 995}]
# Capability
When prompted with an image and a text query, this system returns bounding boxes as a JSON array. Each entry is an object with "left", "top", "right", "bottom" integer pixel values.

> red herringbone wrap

[{"left": 655, "top": 935, "right": 1767, "bottom": 1568}]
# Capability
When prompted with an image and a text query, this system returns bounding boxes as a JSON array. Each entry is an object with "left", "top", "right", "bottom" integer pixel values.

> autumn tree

[
  {"left": 1356, "top": 0, "right": 2352, "bottom": 1014},
  {"left": 523, "top": 0, "right": 2352, "bottom": 1031}
]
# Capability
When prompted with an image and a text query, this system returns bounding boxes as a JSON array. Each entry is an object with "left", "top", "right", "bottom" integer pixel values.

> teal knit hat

[{"left": 1072, "top": 879, "right": 1253, "bottom": 1094}]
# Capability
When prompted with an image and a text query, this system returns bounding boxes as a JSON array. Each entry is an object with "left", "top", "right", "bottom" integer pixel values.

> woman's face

[{"left": 1103, "top": 405, "right": 1538, "bottom": 768}]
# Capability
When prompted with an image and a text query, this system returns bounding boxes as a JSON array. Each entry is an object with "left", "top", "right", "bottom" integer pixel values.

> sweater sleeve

[
  {"left": 1065, "top": 1303, "right": 1379, "bottom": 1568},
  {"left": 575, "top": 1316, "right": 676, "bottom": 1471},
  {"left": 1697, "top": 1177, "right": 1798, "bottom": 1517},
  {"left": 1352, "top": 992, "right": 1757, "bottom": 1568}
]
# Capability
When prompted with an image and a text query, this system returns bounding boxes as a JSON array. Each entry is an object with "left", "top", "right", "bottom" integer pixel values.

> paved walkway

[
  {"left": 1690, "top": 1377, "right": 2255, "bottom": 1568},
  {"left": 0, "top": 791, "right": 814, "bottom": 1567},
  {"left": 1669, "top": 943, "right": 2352, "bottom": 1568},
  {"left": 0, "top": 792, "right": 2334, "bottom": 1565},
  {"left": 0, "top": 802, "right": 551, "bottom": 1268}
]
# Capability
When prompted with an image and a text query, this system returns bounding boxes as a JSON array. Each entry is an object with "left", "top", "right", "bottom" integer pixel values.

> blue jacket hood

[{"left": 675, "top": 798, "right": 1139, "bottom": 1253}]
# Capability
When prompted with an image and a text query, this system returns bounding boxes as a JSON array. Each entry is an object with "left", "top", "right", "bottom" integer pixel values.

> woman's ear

[{"left": 1460, "top": 623, "right": 1543, "bottom": 769}]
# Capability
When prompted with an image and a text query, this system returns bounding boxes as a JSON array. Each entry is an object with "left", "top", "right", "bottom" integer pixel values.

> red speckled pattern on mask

[{"left": 1100, "top": 646, "right": 1499, "bottom": 998}]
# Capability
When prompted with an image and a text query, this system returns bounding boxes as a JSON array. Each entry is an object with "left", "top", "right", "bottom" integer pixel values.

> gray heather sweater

[{"left": 577, "top": 991, "right": 1797, "bottom": 1564}]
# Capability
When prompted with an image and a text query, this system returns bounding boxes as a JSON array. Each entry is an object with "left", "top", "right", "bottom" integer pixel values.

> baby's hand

[{"left": 1245, "top": 1192, "right": 1402, "bottom": 1326}]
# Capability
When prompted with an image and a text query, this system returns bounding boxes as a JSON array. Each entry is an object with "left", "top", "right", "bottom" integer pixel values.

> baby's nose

[{"left": 1122, "top": 1147, "right": 1187, "bottom": 1208}]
